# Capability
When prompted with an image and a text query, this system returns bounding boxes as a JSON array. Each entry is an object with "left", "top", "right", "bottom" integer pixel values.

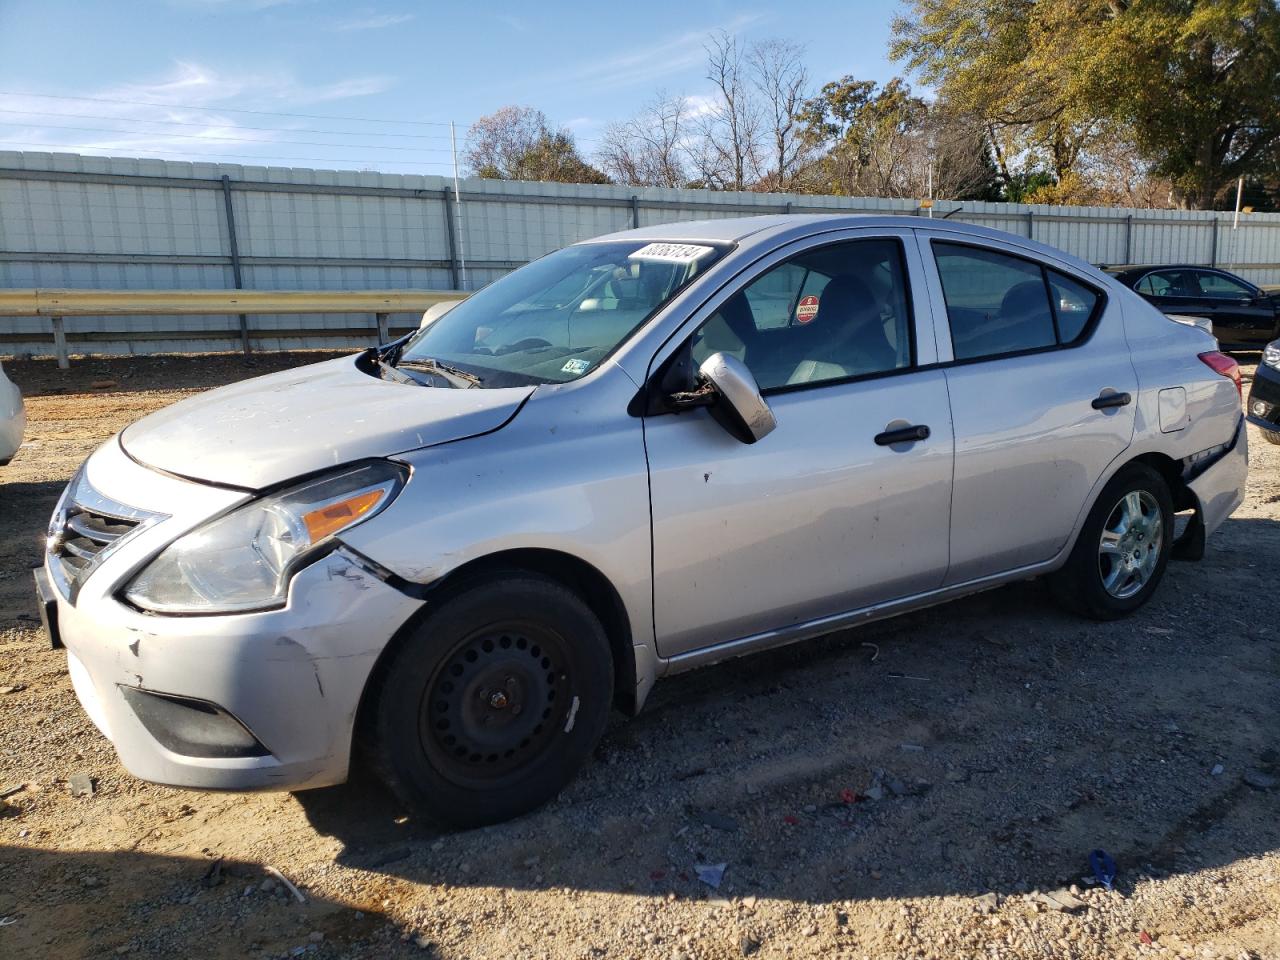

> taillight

[{"left": 1199, "top": 351, "right": 1242, "bottom": 400}]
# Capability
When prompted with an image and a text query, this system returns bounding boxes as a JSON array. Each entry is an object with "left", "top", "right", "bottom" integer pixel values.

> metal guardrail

[{"left": 0, "top": 288, "right": 467, "bottom": 368}]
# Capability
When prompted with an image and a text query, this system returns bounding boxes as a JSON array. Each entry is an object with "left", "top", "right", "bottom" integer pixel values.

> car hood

[{"left": 120, "top": 355, "right": 534, "bottom": 489}]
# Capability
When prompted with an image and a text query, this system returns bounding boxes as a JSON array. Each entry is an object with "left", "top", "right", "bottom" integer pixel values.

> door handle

[
  {"left": 874, "top": 424, "right": 930, "bottom": 446},
  {"left": 1091, "top": 392, "right": 1132, "bottom": 410}
]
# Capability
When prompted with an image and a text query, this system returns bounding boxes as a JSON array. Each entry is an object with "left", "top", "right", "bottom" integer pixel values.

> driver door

[{"left": 643, "top": 232, "right": 954, "bottom": 659}]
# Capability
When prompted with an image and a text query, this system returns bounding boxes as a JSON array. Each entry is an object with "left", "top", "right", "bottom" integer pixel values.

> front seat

[{"left": 787, "top": 274, "right": 895, "bottom": 384}]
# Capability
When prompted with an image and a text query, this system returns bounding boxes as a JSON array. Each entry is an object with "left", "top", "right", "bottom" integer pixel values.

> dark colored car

[
  {"left": 1105, "top": 264, "right": 1280, "bottom": 347},
  {"left": 1247, "top": 340, "right": 1280, "bottom": 446}
]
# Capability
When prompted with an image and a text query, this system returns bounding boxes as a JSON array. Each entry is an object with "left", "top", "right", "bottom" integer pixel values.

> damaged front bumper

[
  {"left": 43, "top": 438, "right": 423, "bottom": 792},
  {"left": 53, "top": 549, "right": 422, "bottom": 791}
]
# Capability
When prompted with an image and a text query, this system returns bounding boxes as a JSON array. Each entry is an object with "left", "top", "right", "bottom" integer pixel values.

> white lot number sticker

[
  {"left": 628, "top": 242, "right": 715, "bottom": 264},
  {"left": 561, "top": 358, "right": 591, "bottom": 375}
]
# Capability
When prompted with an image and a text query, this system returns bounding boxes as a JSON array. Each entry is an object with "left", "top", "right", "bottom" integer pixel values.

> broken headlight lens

[{"left": 124, "top": 461, "right": 407, "bottom": 614}]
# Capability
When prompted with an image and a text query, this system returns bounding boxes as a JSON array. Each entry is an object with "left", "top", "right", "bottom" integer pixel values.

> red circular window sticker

[{"left": 795, "top": 295, "right": 819, "bottom": 324}]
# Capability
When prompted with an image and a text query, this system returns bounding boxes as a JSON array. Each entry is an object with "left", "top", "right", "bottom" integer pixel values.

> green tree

[
  {"left": 465, "top": 106, "right": 609, "bottom": 185},
  {"left": 892, "top": 0, "right": 1280, "bottom": 209},
  {"left": 797, "top": 77, "right": 927, "bottom": 196},
  {"left": 796, "top": 77, "right": 999, "bottom": 201}
]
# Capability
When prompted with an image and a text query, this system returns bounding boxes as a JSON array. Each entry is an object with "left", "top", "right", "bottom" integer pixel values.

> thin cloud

[
  {"left": 491, "top": 13, "right": 527, "bottom": 32},
  {"left": 171, "top": 0, "right": 310, "bottom": 9},
  {"left": 329, "top": 12, "right": 415, "bottom": 32},
  {"left": 0, "top": 61, "right": 402, "bottom": 168},
  {"left": 560, "top": 12, "right": 767, "bottom": 89}
]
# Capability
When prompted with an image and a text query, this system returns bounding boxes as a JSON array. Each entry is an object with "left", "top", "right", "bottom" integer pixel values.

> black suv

[{"left": 1105, "top": 264, "right": 1280, "bottom": 348}]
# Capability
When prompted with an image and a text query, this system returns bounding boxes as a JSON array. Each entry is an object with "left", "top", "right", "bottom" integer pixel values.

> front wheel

[
  {"left": 366, "top": 573, "right": 613, "bottom": 828},
  {"left": 1049, "top": 463, "right": 1174, "bottom": 620},
  {"left": 1262, "top": 428, "right": 1280, "bottom": 446}
]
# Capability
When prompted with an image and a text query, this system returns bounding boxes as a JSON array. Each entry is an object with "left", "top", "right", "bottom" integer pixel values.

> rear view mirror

[
  {"left": 420, "top": 300, "right": 463, "bottom": 329},
  {"left": 697, "top": 352, "right": 776, "bottom": 444}
]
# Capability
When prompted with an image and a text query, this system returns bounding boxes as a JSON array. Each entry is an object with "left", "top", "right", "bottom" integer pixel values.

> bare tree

[
  {"left": 465, "top": 106, "right": 608, "bottom": 183},
  {"left": 598, "top": 92, "right": 690, "bottom": 187},
  {"left": 695, "top": 31, "right": 762, "bottom": 190},
  {"left": 748, "top": 39, "right": 810, "bottom": 191},
  {"left": 910, "top": 103, "right": 1000, "bottom": 201},
  {"left": 464, "top": 106, "right": 547, "bottom": 178}
]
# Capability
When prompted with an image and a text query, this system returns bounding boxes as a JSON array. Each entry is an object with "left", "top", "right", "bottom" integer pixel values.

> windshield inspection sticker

[
  {"left": 796, "top": 294, "right": 820, "bottom": 324},
  {"left": 561, "top": 358, "right": 592, "bottom": 375},
  {"left": 628, "top": 242, "right": 715, "bottom": 264}
]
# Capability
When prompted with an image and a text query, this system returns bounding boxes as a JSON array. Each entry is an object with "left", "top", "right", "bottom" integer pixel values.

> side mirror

[
  {"left": 697, "top": 352, "right": 776, "bottom": 444},
  {"left": 420, "top": 300, "right": 463, "bottom": 329}
]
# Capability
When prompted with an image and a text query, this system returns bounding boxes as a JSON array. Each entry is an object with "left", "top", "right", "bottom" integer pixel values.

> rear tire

[
  {"left": 1049, "top": 463, "right": 1173, "bottom": 621},
  {"left": 366, "top": 573, "right": 613, "bottom": 828}
]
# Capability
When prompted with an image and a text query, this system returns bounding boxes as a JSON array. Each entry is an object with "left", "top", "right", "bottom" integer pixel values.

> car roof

[
  {"left": 1105, "top": 263, "right": 1243, "bottom": 276},
  {"left": 586, "top": 214, "right": 1100, "bottom": 274}
]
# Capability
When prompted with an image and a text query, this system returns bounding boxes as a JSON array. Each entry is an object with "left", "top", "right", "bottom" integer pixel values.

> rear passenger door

[{"left": 920, "top": 238, "right": 1137, "bottom": 584}]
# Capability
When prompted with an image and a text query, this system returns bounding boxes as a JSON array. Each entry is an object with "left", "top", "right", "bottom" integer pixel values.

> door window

[
  {"left": 933, "top": 242, "right": 1101, "bottom": 360},
  {"left": 1137, "top": 271, "right": 1198, "bottom": 297},
  {"left": 689, "top": 239, "right": 913, "bottom": 391},
  {"left": 1194, "top": 271, "right": 1255, "bottom": 299}
]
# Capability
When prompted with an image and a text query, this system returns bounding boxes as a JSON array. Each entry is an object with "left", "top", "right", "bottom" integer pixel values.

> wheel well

[
  {"left": 1129, "top": 451, "right": 1195, "bottom": 512},
  {"left": 368, "top": 549, "right": 637, "bottom": 719}
]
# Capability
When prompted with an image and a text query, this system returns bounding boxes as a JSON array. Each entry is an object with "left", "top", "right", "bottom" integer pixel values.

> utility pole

[
  {"left": 1230, "top": 175, "right": 1245, "bottom": 270},
  {"left": 450, "top": 121, "right": 468, "bottom": 290}
]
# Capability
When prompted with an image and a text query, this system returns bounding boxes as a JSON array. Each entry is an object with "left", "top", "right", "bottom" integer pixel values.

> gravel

[{"left": 0, "top": 352, "right": 1277, "bottom": 960}]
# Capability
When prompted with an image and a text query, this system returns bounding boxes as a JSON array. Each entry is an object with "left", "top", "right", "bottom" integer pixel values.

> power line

[
  {"left": 0, "top": 120, "right": 457, "bottom": 153},
  {"left": 0, "top": 106, "right": 453, "bottom": 140},
  {"left": 0, "top": 140, "right": 458, "bottom": 168},
  {"left": 0, "top": 89, "right": 454, "bottom": 127},
  {"left": 0, "top": 96, "right": 606, "bottom": 147}
]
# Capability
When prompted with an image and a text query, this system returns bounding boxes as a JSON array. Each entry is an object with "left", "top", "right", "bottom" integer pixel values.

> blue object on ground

[{"left": 1089, "top": 849, "right": 1117, "bottom": 891}]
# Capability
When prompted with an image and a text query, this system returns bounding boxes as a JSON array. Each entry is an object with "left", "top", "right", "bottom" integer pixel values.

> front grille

[{"left": 47, "top": 472, "right": 162, "bottom": 602}]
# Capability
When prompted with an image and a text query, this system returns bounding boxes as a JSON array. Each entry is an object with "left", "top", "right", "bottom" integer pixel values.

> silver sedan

[{"left": 39, "top": 216, "right": 1247, "bottom": 826}]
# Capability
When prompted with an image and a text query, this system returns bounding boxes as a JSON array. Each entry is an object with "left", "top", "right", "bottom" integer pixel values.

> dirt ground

[{"left": 0, "top": 352, "right": 1277, "bottom": 960}]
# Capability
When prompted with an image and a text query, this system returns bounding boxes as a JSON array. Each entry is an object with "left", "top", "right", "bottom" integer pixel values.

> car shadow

[
  {"left": 0, "top": 844, "right": 406, "bottom": 959},
  {"left": 296, "top": 515, "right": 1280, "bottom": 907}
]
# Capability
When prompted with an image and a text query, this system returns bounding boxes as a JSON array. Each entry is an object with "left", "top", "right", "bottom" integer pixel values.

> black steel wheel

[
  {"left": 421, "top": 622, "right": 572, "bottom": 785},
  {"left": 366, "top": 572, "right": 613, "bottom": 828}
]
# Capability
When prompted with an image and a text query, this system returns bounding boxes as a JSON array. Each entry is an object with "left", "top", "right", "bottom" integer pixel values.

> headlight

[
  {"left": 125, "top": 461, "right": 407, "bottom": 614},
  {"left": 1264, "top": 342, "right": 1280, "bottom": 369}
]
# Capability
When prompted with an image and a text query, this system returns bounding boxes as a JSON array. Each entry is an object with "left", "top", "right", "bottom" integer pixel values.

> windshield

[{"left": 397, "top": 240, "right": 728, "bottom": 387}]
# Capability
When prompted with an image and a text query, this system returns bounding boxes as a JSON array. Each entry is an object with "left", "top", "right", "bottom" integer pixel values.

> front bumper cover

[
  {"left": 47, "top": 439, "right": 424, "bottom": 792},
  {"left": 1246, "top": 360, "right": 1280, "bottom": 433},
  {"left": 56, "top": 548, "right": 422, "bottom": 791}
]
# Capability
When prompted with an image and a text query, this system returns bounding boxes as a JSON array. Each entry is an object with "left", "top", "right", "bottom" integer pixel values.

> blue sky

[{"left": 0, "top": 0, "right": 903, "bottom": 175}]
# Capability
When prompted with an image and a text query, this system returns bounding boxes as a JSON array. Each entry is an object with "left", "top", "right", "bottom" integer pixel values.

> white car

[{"left": 0, "top": 360, "right": 24, "bottom": 466}]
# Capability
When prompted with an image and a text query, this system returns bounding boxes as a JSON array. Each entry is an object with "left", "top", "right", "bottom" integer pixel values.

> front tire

[
  {"left": 366, "top": 573, "right": 613, "bottom": 828},
  {"left": 1262, "top": 428, "right": 1280, "bottom": 446},
  {"left": 1049, "top": 463, "right": 1174, "bottom": 621}
]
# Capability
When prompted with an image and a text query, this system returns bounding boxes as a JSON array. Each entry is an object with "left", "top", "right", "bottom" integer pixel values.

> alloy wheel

[{"left": 1097, "top": 489, "right": 1163, "bottom": 599}]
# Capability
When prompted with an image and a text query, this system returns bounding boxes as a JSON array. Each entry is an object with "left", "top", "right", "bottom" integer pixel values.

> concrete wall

[{"left": 4, "top": 149, "right": 1280, "bottom": 356}]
